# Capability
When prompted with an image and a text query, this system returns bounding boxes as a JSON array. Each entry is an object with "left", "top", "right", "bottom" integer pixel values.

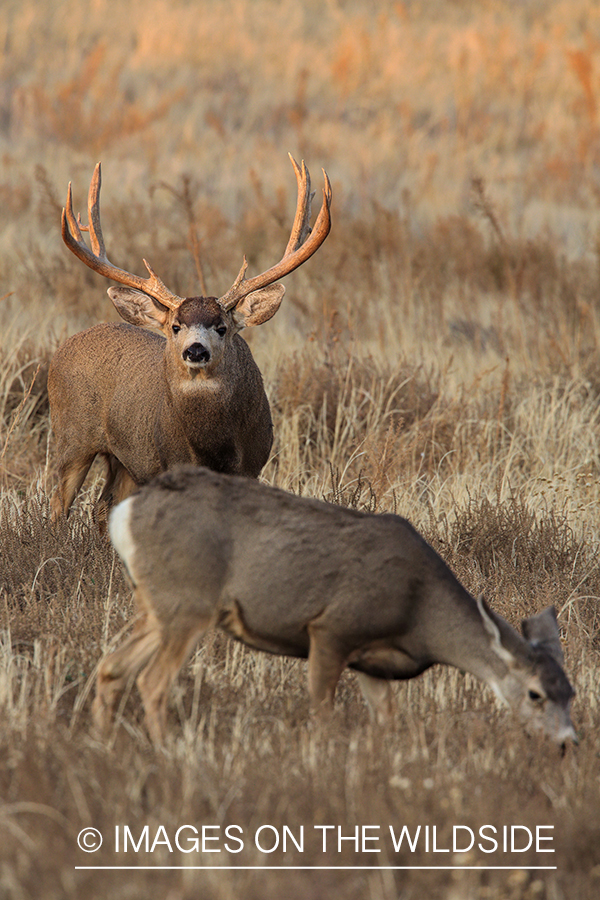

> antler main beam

[
  {"left": 61, "top": 163, "right": 184, "bottom": 311},
  {"left": 218, "top": 154, "right": 332, "bottom": 311}
]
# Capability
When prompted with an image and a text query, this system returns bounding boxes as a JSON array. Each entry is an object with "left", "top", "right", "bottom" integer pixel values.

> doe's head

[{"left": 478, "top": 599, "right": 577, "bottom": 747}]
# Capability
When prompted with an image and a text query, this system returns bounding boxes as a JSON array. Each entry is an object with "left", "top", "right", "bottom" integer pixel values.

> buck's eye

[
  {"left": 216, "top": 325, "right": 227, "bottom": 337},
  {"left": 528, "top": 690, "right": 543, "bottom": 702},
  {"left": 172, "top": 324, "right": 181, "bottom": 334}
]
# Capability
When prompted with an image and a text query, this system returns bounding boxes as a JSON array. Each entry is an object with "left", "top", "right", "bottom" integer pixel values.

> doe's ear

[
  {"left": 522, "top": 607, "right": 564, "bottom": 665},
  {"left": 476, "top": 594, "right": 514, "bottom": 667},
  {"left": 107, "top": 287, "right": 170, "bottom": 329},
  {"left": 231, "top": 284, "right": 285, "bottom": 329}
]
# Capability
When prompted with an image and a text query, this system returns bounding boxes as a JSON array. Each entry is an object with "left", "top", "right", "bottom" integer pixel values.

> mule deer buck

[
  {"left": 48, "top": 156, "right": 331, "bottom": 526},
  {"left": 94, "top": 466, "right": 577, "bottom": 747}
]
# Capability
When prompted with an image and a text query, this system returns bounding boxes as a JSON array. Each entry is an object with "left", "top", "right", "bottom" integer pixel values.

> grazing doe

[
  {"left": 48, "top": 156, "right": 331, "bottom": 526},
  {"left": 95, "top": 466, "right": 577, "bottom": 747}
]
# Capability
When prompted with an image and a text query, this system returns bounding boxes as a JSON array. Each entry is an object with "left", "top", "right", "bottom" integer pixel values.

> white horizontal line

[{"left": 74, "top": 865, "right": 558, "bottom": 871}]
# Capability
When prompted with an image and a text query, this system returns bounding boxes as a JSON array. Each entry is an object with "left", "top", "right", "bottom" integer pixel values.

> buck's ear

[
  {"left": 231, "top": 284, "right": 285, "bottom": 329},
  {"left": 522, "top": 607, "right": 564, "bottom": 665},
  {"left": 108, "top": 287, "right": 170, "bottom": 329}
]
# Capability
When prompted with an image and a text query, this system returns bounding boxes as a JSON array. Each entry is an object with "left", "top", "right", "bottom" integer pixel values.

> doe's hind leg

[
  {"left": 92, "top": 613, "right": 162, "bottom": 738},
  {"left": 136, "top": 620, "right": 212, "bottom": 745}
]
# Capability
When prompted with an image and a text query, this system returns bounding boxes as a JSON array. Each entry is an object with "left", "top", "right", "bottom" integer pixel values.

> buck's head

[
  {"left": 477, "top": 598, "right": 577, "bottom": 746},
  {"left": 106, "top": 286, "right": 285, "bottom": 376},
  {"left": 60, "top": 155, "right": 331, "bottom": 376}
]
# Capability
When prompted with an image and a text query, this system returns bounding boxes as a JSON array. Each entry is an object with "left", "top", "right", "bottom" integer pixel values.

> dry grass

[{"left": 1, "top": 0, "right": 600, "bottom": 897}]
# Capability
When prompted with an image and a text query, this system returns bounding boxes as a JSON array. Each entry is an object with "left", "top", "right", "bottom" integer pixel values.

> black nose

[{"left": 183, "top": 343, "right": 210, "bottom": 364}]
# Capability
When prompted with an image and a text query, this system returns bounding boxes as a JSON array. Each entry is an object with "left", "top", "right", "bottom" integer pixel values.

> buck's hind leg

[
  {"left": 97, "top": 455, "right": 137, "bottom": 532},
  {"left": 51, "top": 454, "right": 96, "bottom": 523},
  {"left": 136, "top": 619, "right": 212, "bottom": 745},
  {"left": 92, "top": 612, "right": 162, "bottom": 738}
]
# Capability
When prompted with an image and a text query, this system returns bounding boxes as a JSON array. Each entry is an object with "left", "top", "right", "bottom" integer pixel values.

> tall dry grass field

[{"left": 1, "top": 0, "right": 600, "bottom": 897}]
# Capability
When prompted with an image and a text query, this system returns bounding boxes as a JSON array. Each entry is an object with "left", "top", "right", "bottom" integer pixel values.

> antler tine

[
  {"left": 284, "top": 154, "right": 313, "bottom": 256},
  {"left": 218, "top": 155, "right": 332, "bottom": 311},
  {"left": 61, "top": 163, "right": 184, "bottom": 311},
  {"left": 227, "top": 256, "right": 249, "bottom": 296},
  {"left": 63, "top": 181, "right": 85, "bottom": 243},
  {"left": 87, "top": 162, "right": 106, "bottom": 259}
]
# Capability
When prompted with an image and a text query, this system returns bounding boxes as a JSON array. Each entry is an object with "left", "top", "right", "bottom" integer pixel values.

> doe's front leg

[{"left": 306, "top": 620, "right": 348, "bottom": 719}]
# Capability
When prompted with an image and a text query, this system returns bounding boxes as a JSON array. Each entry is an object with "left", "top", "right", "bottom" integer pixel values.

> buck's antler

[
  {"left": 218, "top": 153, "right": 332, "bottom": 311},
  {"left": 62, "top": 163, "right": 185, "bottom": 310}
]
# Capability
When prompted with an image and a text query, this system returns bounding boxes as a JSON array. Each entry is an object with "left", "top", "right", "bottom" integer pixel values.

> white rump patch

[{"left": 108, "top": 497, "right": 137, "bottom": 582}]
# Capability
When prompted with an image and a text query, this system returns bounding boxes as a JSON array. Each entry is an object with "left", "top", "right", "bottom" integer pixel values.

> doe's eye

[
  {"left": 172, "top": 324, "right": 181, "bottom": 334},
  {"left": 528, "top": 690, "right": 543, "bottom": 702},
  {"left": 216, "top": 325, "right": 227, "bottom": 337}
]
